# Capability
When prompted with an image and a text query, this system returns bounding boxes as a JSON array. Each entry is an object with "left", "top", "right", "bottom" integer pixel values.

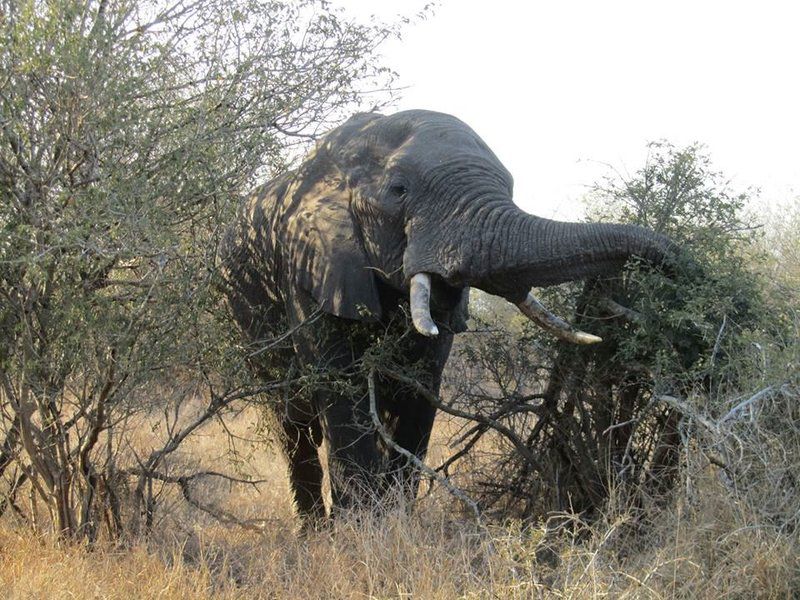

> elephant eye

[{"left": 388, "top": 184, "right": 408, "bottom": 199}]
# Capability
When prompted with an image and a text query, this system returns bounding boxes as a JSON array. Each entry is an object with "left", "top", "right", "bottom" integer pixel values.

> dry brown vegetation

[{"left": 2, "top": 387, "right": 798, "bottom": 599}]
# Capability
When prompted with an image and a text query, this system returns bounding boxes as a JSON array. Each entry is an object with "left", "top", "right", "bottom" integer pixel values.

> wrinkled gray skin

[{"left": 221, "top": 110, "right": 675, "bottom": 526}]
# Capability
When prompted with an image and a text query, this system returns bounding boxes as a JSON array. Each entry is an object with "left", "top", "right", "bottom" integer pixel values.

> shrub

[
  {"left": 0, "top": 0, "right": 394, "bottom": 541},
  {"left": 438, "top": 142, "right": 796, "bottom": 523}
]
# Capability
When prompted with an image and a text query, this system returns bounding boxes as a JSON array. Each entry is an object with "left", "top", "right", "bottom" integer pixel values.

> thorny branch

[{"left": 370, "top": 363, "right": 548, "bottom": 476}]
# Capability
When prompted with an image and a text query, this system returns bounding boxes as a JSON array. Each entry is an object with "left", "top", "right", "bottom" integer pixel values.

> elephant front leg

[
  {"left": 383, "top": 395, "right": 437, "bottom": 501},
  {"left": 319, "top": 390, "right": 387, "bottom": 513},
  {"left": 380, "top": 331, "right": 451, "bottom": 502}
]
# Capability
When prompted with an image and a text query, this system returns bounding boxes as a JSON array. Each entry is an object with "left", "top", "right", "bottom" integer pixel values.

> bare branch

[
  {"left": 720, "top": 386, "right": 777, "bottom": 424},
  {"left": 124, "top": 467, "right": 276, "bottom": 532},
  {"left": 598, "top": 297, "right": 645, "bottom": 324}
]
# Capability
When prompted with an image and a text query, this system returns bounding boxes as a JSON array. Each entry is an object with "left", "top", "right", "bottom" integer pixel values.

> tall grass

[{"left": 2, "top": 375, "right": 798, "bottom": 599}]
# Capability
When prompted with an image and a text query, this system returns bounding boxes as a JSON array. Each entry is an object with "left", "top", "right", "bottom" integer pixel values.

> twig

[
  {"left": 658, "top": 395, "right": 719, "bottom": 434},
  {"left": 270, "top": 120, "right": 319, "bottom": 140},
  {"left": 598, "top": 297, "right": 645, "bottom": 324},
  {"left": 125, "top": 467, "right": 270, "bottom": 488},
  {"left": 436, "top": 425, "right": 487, "bottom": 477},
  {"left": 0, "top": 471, "right": 28, "bottom": 521},
  {"left": 373, "top": 364, "right": 548, "bottom": 475},
  {"left": 247, "top": 310, "right": 322, "bottom": 358},
  {"left": 0, "top": 416, "right": 21, "bottom": 479},
  {"left": 656, "top": 395, "right": 731, "bottom": 471},
  {"left": 602, "top": 418, "right": 638, "bottom": 436},
  {"left": 710, "top": 314, "right": 728, "bottom": 368}
]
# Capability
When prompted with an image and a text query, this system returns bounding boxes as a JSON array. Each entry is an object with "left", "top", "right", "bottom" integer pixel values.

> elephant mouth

[{"left": 409, "top": 271, "right": 602, "bottom": 345}]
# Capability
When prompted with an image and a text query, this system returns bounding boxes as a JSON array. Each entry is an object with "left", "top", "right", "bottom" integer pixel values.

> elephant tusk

[
  {"left": 409, "top": 273, "right": 439, "bottom": 337},
  {"left": 598, "top": 297, "right": 645, "bottom": 324},
  {"left": 517, "top": 292, "right": 602, "bottom": 345}
]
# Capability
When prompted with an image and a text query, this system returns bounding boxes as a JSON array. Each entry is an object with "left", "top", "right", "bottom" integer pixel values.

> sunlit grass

[{"left": 2, "top": 405, "right": 797, "bottom": 599}]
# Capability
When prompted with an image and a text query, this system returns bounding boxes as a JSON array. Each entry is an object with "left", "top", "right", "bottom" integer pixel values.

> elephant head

[{"left": 280, "top": 109, "right": 677, "bottom": 341}]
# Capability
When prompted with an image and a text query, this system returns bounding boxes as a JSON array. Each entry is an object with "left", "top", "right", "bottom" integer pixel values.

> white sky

[{"left": 335, "top": 0, "right": 800, "bottom": 218}]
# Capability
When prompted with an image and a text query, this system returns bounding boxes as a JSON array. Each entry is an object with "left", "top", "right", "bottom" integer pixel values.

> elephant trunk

[
  {"left": 404, "top": 197, "right": 677, "bottom": 341},
  {"left": 468, "top": 207, "right": 677, "bottom": 302}
]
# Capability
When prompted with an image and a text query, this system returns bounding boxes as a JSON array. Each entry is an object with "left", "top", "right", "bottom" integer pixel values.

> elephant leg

[
  {"left": 318, "top": 389, "right": 385, "bottom": 513},
  {"left": 383, "top": 391, "right": 437, "bottom": 500},
  {"left": 284, "top": 297, "right": 386, "bottom": 513},
  {"left": 280, "top": 417, "right": 326, "bottom": 528},
  {"left": 380, "top": 332, "right": 453, "bottom": 501}
]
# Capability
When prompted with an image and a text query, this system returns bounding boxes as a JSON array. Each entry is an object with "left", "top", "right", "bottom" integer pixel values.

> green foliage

[
  {"left": 587, "top": 142, "right": 754, "bottom": 248},
  {"left": 756, "top": 196, "right": 800, "bottom": 300},
  {"left": 584, "top": 142, "right": 781, "bottom": 395}
]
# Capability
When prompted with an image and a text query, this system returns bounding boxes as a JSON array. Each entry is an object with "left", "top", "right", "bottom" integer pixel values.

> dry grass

[{"left": 1, "top": 407, "right": 798, "bottom": 599}]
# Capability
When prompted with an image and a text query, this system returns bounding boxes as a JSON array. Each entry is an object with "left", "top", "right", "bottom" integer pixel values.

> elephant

[{"left": 220, "top": 109, "right": 677, "bottom": 527}]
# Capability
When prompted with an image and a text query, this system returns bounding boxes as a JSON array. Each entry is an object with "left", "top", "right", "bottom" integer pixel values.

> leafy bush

[
  {"left": 0, "top": 0, "right": 394, "bottom": 541},
  {"left": 439, "top": 142, "right": 796, "bottom": 523}
]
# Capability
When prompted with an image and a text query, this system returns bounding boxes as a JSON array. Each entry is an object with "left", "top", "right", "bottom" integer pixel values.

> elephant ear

[{"left": 281, "top": 174, "right": 382, "bottom": 322}]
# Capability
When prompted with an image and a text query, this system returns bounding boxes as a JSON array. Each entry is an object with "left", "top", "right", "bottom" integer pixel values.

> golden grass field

[{"left": 1, "top": 403, "right": 798, "bottom": 599}]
